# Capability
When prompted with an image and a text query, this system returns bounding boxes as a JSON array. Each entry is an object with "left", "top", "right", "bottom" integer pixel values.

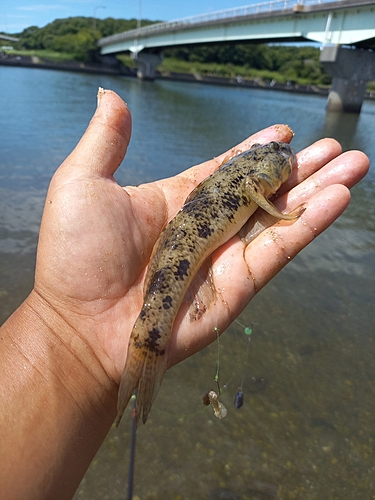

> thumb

[{"left": 58, "top": 88, "right": 132, "bottom": 180}]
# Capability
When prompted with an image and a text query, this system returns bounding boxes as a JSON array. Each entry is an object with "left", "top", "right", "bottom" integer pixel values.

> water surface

[{"left": 1, "top": 66, "right": 374, "bottom": 500}]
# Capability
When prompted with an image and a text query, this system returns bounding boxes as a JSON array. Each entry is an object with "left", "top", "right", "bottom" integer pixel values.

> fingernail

[{"left": 97, "top": 87, "right": 106, "bottom": 108}]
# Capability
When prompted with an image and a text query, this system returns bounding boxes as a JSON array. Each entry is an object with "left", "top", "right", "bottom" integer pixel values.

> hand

[
  {"left": 1, "top": 88, "right": 368, "bottom": 499},
  {"left": 34, "top": 89, "right": 369, "bottom": 384}
]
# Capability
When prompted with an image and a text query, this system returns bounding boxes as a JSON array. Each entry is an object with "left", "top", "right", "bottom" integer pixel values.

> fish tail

[
  {"left": 115, "top": 341, "right": 167, "bottom": 428},
  {"left": 137, "top": 351, "right": 167, "bottom": 425}
]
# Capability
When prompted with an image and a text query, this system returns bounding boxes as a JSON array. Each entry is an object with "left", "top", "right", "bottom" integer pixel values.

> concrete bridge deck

[
  {"left": 98, "top": 0, "right": 375, "bottom": 113},
  {"left": 98, "top": 0, "right": 375, "bottom": 53}
]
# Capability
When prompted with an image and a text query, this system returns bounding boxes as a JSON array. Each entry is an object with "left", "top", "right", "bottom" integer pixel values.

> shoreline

[
  {"left": 0, "top": 54, "right": 134, "bottom": 76},
  {"left": 158, "top": 69, "right": 329, "bottom": 97},
  {"left": 1, "top": 53, "right": 374, "bottom": 100}
]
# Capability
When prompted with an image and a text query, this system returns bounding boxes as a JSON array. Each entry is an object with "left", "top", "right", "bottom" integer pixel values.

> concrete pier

[
  {"left": 133, "top": 52, "right": 163, "bottom": 80},
  {"left": 320, "top": 46, "right": 375, "bottom": 113}
]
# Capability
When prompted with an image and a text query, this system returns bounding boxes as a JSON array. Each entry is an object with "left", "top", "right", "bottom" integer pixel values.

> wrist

[
  {"left": 0, "top": 290, "right": 117, "bottom": 498},
  {"left": 20, "top": 289, "right": 117, "bottom": 415}
]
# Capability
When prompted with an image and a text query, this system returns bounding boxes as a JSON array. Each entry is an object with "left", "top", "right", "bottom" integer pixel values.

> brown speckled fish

[{"left": 116, "top": 141, "right": 302, "bottom": 427}]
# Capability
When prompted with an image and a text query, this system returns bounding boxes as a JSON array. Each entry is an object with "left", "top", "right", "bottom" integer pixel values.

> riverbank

[
  {"left": 0, "top": 53, "right": 329, "bottom": 97},
  {"left": 1, "top": 52, "right": 374, "bottom": 100},
  {"left": 0, "top": 53, "right": 135, "bottom": 76},
  {"left": 159, "top": 69, "right": 329, "bottom": 97}
]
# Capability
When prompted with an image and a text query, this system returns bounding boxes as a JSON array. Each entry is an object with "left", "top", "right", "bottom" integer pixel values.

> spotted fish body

[{"left": 116, "top": 141, "right": 300, "bottom": 427}]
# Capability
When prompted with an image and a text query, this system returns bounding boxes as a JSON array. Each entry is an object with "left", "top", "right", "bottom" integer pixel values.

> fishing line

[
  {"left": 154, "top": 328, "right": 225, "bottom": 421},
  {"left": 127, "top": 390, "right": 137, "bottom": 500},
  {"left": 233, "top": 320, "right": 255, "bottom": 409},
  {"left": 201, "top": 326, "right": 229, "bottom": 419},
  {"left": 213, "top": 326, "right": 222, "bottom": 396},
  {"left": 124, "top": 323, "right": 255, "bottom": 493}
]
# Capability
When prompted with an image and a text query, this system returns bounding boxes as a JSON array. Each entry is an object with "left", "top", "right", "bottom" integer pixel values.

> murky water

[{"left": 1, "top": 66, "right": 374, "bottom": 500}]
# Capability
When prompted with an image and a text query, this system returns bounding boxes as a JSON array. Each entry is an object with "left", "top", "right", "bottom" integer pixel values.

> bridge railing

[{"left": 98, "top": 0, "right": 342, "bottom": 47}]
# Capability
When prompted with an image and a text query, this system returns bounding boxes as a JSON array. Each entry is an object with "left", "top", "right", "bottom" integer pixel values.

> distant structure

[
  {"left": 99, "top": 0, "right": 375, "bottom": 113},
  {"left": 0, "top": 34, "right": 19, "bottom": 42}
]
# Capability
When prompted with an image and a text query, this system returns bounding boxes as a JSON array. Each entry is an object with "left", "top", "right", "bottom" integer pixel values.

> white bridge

[{"left": 98, "top": 0, "right": 375, "bottom": 112}]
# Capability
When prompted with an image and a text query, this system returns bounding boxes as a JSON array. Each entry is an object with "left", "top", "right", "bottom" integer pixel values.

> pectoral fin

[
  {"left": 246, "top": 177, "right": 305, "bottom": 220},
  {"left": 241, "top": 177, "right": 305, "bottom": 244}
]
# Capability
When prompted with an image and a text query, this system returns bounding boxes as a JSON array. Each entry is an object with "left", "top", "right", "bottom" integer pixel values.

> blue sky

[{"left": 0, "top": 0, "right": 264, "bottom": 34}]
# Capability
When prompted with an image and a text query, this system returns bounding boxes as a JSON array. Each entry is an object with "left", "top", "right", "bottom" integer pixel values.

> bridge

[
  {"left": 98, "top": 0, "right": 375, "bottom": 113},
  {"left": 0, "top": 35, "right": 19, "bottom": 42}
]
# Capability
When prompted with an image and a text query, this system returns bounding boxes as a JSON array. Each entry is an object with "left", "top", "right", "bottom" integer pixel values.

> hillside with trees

[{"left": 11, "top": 17, "right": 158, "bottom": 61}]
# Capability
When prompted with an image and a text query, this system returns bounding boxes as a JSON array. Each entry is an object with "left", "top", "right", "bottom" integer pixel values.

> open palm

[
  {"left": 33, "top": 89, "right": 369, "bottom": 386},
  {"left": 2, "top": 88, "right": 369, "bottom": 500}
]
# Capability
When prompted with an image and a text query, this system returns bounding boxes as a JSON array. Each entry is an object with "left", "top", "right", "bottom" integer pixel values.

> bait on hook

[
  {"left": 202, "top": 390, "right": 228, "bottom": 419},
  {"left": 202, "top": 327, "right": 228, "bottom": 419}
]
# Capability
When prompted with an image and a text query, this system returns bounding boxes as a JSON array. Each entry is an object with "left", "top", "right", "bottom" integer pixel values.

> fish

[{"left": 116, "top": 141, "right": 303, "bottom": 427}]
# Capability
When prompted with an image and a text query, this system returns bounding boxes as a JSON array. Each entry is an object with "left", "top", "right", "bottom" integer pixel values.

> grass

[
  {"left": 159, "top": 57, "right": 287, "bottom": 82},
  {"left": 4, "top": 49, "right": 74, "bottom": 62},
  {"left": 117, "top": 54, "right": 137, "bottom": 68},
  {"left": 117, "top": 55, "right": 292, "bottom": 85},
  {"left": 121, "top": 56, "right": 375, "bottom": 91},
  {"left": 155, "top": 58, "right": 331, "bottom": 87}
]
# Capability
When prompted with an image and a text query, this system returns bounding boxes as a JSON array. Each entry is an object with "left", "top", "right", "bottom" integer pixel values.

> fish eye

[{"left": 271, "top": 142, "right": 280, "bottom": 151}]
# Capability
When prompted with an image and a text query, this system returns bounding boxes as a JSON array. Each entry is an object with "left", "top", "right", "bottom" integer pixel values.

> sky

[{"left": 0, "top": 0, "right": 265, "bottom": 34}]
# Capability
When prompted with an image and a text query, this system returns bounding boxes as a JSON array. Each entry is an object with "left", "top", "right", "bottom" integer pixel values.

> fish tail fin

[
  {"left": 115, "top": 341, "right": 167, "bottom": 428},
  {"left": 115, "top": 340, "right": 143, "bottom": 428},
  {"left": 137, "top": 352, "right": 167, "bottom": 425}
]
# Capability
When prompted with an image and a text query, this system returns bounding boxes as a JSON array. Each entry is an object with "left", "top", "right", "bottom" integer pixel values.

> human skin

[{"left": 0, "top": 89, "right": 369, "bottom": 499}]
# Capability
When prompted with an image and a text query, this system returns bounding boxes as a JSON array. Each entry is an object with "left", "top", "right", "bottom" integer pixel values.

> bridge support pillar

[
  {"left": 133, "top": 52, "right": 163, "bottom": 80},
  {"left": 320, "top": 46, "right": 375, "bottom": 113}
]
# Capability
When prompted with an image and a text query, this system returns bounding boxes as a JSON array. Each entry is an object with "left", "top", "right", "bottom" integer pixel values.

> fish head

[{"left": 251, "top": 142, "right": 297, "bottom": 196}]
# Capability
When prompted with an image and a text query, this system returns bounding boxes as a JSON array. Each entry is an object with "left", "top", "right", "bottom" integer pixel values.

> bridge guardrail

[{"left": 98, "top": 0, "right": 343, "bottom": 47}]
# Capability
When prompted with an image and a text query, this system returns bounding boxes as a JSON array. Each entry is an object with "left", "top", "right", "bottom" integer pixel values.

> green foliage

[
  {"left": 117, "top": 54, "right": 137, "bottom": 68},
  {"left": 15, "top": 16, "right": 159, "bottom": 61},
  {"left": 164, "top": 43, "right": 329, "bottom": 85},
  {"left": 159, "top": 57, "right": 278, "bottom": 81},
  {"left": 52, "top": 29, "right": 98, "bottom": 61}
]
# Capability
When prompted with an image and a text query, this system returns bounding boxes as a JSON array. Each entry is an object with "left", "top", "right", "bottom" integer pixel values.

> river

[{"left": 1, "top": 66, "right": 374, "bottom": 500}]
